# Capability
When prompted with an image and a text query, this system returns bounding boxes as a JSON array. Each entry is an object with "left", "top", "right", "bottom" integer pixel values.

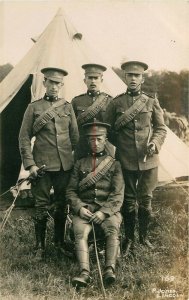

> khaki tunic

[
  {"left": 72, "top": 92, "right": 113, "bottom": 158},
  {"left": 105, "top": 92, "right": 167, "bottom": 171},
  {"left": 66, "top": 153, "right": 124, "bottom": 216},
  {"left": 19, "top": 98, "right": 79, "bottom": 172}
]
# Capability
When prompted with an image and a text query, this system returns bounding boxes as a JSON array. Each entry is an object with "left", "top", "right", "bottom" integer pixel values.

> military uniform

[
  {"left": 105, "top": 61, "right": 167, "bottom": 251},
  {"left": 19, "top": 97, "right": 78, "bottom": 172},
  {"left": 19, "top": 67, "right": 79, "bottom": 256},
  {"left": 68, "top": 153, "right": 124, "bottom": 216},
  {"left": 66, "top": 122, "right": 124, "bottom": 287},
  {"left": 72, "top": 63, "right": 113, "bottom": 159}
]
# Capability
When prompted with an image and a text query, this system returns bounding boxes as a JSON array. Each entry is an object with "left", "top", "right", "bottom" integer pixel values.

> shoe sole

[
  {"left": 72, "top": 278, "right": 88, "bottom": 288},
  {"left": 103, "top": 276, "right": 115, "bottom": 286}
]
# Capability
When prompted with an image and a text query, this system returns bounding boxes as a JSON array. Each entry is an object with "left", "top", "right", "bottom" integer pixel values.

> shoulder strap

[
  {"left": 114, "top": 95, "right": 149, "bottom": 130},
  {"left": 33, "top": 98, "right": 66, "bottom": 135},
  {"left": 77, "top": 93, "right": 109, "bottom": 126},
  {"left": 79, "top": 156, "right": 115, "bottom": 192}
]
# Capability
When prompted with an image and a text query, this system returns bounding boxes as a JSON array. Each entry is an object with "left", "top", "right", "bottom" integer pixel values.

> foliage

[{"left": 0, "top": 184, "right": 188, "bottom": 300}]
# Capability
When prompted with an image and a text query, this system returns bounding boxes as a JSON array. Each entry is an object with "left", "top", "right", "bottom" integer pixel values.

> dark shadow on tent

[{"left": 0, "top": 75, "right": 33, "bottom": 194}]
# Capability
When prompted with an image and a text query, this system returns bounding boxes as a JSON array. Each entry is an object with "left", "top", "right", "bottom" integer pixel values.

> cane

[
  {"left": 143, "top": 125, "right": 152, "bottom": 162},
  {"left": 91, "top": 222, "right": 106, "bottom": 299}
]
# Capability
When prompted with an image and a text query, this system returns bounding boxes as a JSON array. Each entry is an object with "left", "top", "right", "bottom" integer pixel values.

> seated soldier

[{"left": 66, "top": 121, "right": 124, "bottom": 288}]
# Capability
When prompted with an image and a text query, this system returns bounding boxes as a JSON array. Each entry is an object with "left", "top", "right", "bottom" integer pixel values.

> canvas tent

[
  {"left": 0, "top": 8, "right": 188, "bottom": 194},
  {"left": 0, "top": 8, "right": 125, "bottom": 193},
  {"left": 158, "top": 127, "right": 189, "bottom": 182}
]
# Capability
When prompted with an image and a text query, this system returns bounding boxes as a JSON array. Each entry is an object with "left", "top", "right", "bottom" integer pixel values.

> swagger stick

[
  {"left": 0, "top": 165, "right": 46, "bottom": 198},
  {"left": 143, "top": 125, "right": 152, "bottom": 162},
  {"left": 0, "top": 186, "right": 21, "bottom": 232},
  {"left": 92, "top": 222, "right": 106, "bottom": 299},
  {"left": 0, "top": 165, "right": 46, "bottom": 231}
]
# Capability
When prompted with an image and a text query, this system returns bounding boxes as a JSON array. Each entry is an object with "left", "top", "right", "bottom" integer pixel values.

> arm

[
  {"left": 19, "top": 104, "right": 36, "bottom": 170},
  {"left": 150, "top": 98, "right": 167, "bottom": 153},
  {"left": 104, "top": 99, "right": 117, "bottom": 146},
  {"left": 66, "top": 160, "right": 87, "bottom": 215},
  {"left": 71, "top": 97, "right": 77, "bottom": 115},
  {"left": 69, "top": 104, "right": 79, "bottom": 150},
  {"left": 99, "top": 161, "right": 125, "bottom": 216}
]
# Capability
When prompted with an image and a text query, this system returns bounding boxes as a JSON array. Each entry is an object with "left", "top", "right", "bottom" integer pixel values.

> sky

[{"left": 0, "top": 0, "right": 189, "bottom": 72}]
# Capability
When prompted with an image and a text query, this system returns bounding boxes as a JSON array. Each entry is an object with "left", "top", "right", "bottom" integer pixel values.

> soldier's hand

[
  {"left": 29, "top": 165, "right": 39, "bottom": 179},
  {"left": 147, "top": 142, "right": 156, "bottom": 157},
  {"left": 79, "top": 207, "right": 93, "bottom": 220},
  {"left": 89, "top": 211, "right": 106, "bottom": 224}
]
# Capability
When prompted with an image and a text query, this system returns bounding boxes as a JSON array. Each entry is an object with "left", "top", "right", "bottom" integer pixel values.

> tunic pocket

[
  {"left": 116, "top": 107, "right": 125, "bottom": 117},
  {"left": 76, "top": 106, "right": 86, "bottom": 116}
]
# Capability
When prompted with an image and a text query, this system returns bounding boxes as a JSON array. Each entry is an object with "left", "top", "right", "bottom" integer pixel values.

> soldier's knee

[
  {"left": 122, "top": 204, "right": 136, "bottom": 215},
  {"left": 138, "top": 205, "right": 152, "bottom": 217},
  {"left": 102, "top": 221, "right": 120, "bottom": 238},
  {"left": 54, "top": 209, "right": 66, "bottom": 220},
  {"left": 74, "top": 224, "right": 92, "bottom": 240},
  {"left": 122, "top": 197, "right": 136, "bottom": 213},
  {"left": 33, "top": 208, "right": 49, "bottom": 222}
]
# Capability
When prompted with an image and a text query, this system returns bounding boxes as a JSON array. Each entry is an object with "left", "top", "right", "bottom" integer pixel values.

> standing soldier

[
  {"left": 19, "top": 67, "right": 79, "bottom": 258},
  {"left": 105, "top": 61, "right": 166, "bottom": 255},
  {"left": 72, "top": 63, "right": 114, "bottom": 159},
  {"left": 66, "top": 121, "right": 124, "bottom": 287}
]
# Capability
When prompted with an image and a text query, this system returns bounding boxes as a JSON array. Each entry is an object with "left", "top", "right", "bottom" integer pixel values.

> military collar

[
  {"left": 126, "top": 89, "right": 142, "bottom": 97},
  {"left": 88, "top": 149, "right": 106, "bottom": 157},
  {"left": 87, "top": 90, "right": 101, "bottom": 97},
  {"left": 44, "top": 94, "right": 59, "bottom": 102}
]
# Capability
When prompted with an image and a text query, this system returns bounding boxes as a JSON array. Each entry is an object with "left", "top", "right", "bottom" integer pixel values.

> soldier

[
  {"left": 105, "top": 61, "right": 167, "bottom": 255},
  {"left": 72, "top": 63, "right": 114, "bottom": 159},
  {"left": 19, "top": 67, "right": 79, "bottom": 258},
  {"left": 66, "top": 121, "right": 124, "bottom": 287}
]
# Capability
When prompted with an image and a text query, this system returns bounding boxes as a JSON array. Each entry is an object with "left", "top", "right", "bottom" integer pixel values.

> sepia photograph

[{"left": 0, "top": 0, "right": 188, "bottom": 299}]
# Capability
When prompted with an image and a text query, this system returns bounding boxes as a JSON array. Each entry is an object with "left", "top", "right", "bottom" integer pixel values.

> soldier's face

[
  {"left": 125, "top": 73, "right": 144, "bottom": 91},
  {"left": 43, "top": 79, "right": 63, "bottom": 97},
  {"left": 88, "top": 135, "right": 107, "bottom": 153},
  {"left": 84, "top": 75, "right": 103, "bottom": 92}
]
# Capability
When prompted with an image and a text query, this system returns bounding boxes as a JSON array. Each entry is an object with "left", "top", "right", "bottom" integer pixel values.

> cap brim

[
  {"left": 82, "top": 63, "right": 107, "bottom": 72},
  {"left": 41, "top": 67, "right": 68, "bottom": 76},
  {"left": 121, "top": 61, "right": 148, "bottom": 71},
  {"left": 44, "top": 76, "right": 63, "bottom": 83},
  {"left": 83, "top": 121, "right": 110, "bottom": 129}
]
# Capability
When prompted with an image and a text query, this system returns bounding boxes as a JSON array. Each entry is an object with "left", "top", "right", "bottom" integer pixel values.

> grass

[{"left": 0, "top": 183, "right": 188, "bottom": 300}]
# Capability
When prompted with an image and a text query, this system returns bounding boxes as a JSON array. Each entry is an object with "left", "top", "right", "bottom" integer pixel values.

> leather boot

[
  {"left": 122, "top": 210, "right": 136, "bottom": 256},
  {"left": 138, "top": 208, "right": 154, "bottom": 250},
  {"left": 54, "top": 210, "right": 74, "bottom": 258},
  {"left": 53, "top": 210, "right": 67, "bottom": 255},
  {"left": 33, "top": 217, "right": 47, "bottom": 260},
  {"left": 72, "top": 269, "right": 90, "bottom": 288},
  {"left": 103, "top": 236, "right": 119, "bottom": 286},
  {"left": 72, "top": 239, "right": 90, "bottom": 287}
]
